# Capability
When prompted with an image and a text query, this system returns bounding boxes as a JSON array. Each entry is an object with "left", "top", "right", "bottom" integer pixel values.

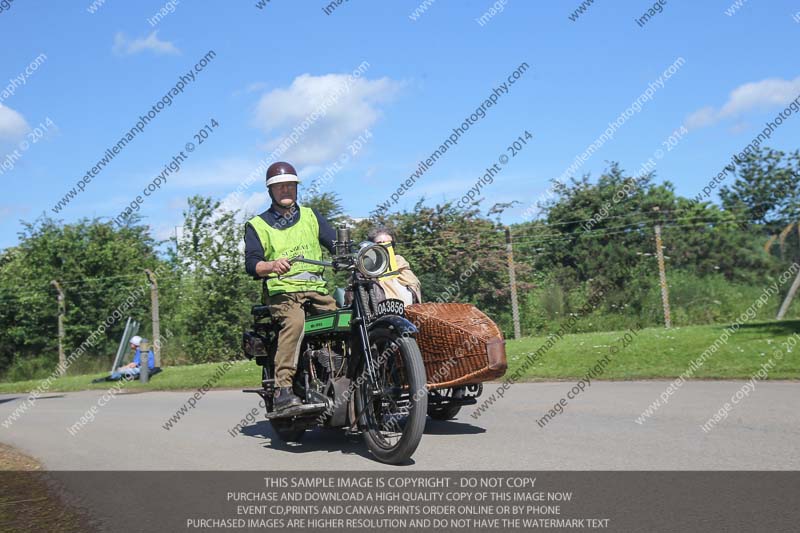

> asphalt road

[{"left": 1, "top": 381, "right": 798, "bottom": 470}]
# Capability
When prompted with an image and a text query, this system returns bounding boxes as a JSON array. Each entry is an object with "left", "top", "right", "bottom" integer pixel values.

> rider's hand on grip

[{"left": 271, "top": 258, "right": 292, "bottom": 275}]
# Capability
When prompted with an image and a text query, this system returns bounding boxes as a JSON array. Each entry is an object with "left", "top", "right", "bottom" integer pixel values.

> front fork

[
  {"left": 351, "top": 291, "right": 379, "bottom": 430},
  {"left": 353, "top": 284, "right": 379, "bottom": 384}
]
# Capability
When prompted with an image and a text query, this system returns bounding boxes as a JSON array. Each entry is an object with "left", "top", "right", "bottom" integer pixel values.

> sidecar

[{"left": 405, "top": 303, "right": 507, "bottom": 420}]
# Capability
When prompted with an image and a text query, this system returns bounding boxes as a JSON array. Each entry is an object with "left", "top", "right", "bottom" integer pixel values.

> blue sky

[{"left": 1, "top": 0, "right": 799, "bottom": 250}]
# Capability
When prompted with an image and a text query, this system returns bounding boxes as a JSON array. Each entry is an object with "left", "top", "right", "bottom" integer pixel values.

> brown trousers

[{"left": 265, "top": 291, "right": 337, "bottom": 388}]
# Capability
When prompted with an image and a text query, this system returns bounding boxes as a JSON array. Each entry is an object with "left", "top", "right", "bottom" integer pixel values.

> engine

[
  {"left": 304, "top": 342, "right": 347, "bottom": 381},
  {"left": 301, "top": 342, "right": 351, "bottom": 427}
]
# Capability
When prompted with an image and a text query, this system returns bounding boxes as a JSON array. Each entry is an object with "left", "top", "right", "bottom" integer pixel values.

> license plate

[{"left": 375, "top": 299, "right": 405, "bottom": 317}]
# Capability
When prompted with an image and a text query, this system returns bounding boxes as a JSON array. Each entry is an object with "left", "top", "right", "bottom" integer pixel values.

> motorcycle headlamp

[{"left": 356, "top": 241, "right": 390, "bottom": 277}]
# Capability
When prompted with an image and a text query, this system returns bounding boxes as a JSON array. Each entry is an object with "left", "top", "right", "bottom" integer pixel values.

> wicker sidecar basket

[{"left": 405, "top": 303, "right": 507, "bottom": 390}]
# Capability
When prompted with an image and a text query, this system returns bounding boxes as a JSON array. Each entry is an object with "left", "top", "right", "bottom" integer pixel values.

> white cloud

[
  {"left": 169, "top": 158, "right": 256, "bottom": 188},
  {"left": 151, "top": 224, "right": 174, "bottom": 241},
  {"left": 164, "top": 158, "right": 335, "bottom": 214},
  {"left": 253, "top": 73, "right": 402, "bottom": 166},
  {"left": 144, "top": 72, "right": 402, "bottom": 221},
  {"left": 0, "top": 104, "right": 29, "bottom": 139},
  {"left": 234, "top": 191, "right": 270, "bottom": 219},
  {"left": 233, "top": 82, "right": 269, "bottom": 97},
  {"left": 686, "top": 75, "right": 800, "bottom": 128},
  {"left": 728, "top": 122, "right": 750, "bottom": 135},
  {"left": 0, "top": 204, "right": 30, "bottom": 222},
  {"left": 363, "top": 165, "right": 379, "bottom": 180},
  {"left": 167, "top": 196, "right": 187, "bottom": 210},
  {"left": 113, "top": 31, "right": 180, "bottom": 56},
  {"left": 719, "top": 77, "right": 800, "bottom": 117},
  {"left": 684, "top": 106, "right": 716, "bottom": 129}
]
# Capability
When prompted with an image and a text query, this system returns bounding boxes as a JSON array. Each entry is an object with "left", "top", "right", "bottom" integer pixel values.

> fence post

[
  {"left": 144, "top": 269, "right": 161, "bottom": 367},
  {"left": 50, "top": 280, "right": 66, "bottom": 375},
  {"left": 776, "top": 266, "right": 800, "bottom": 320},
  {"left": 779, "top": 224, "right": 800, "bottom": 319},
  {"left": 653, "top": 208, "right": 672, "bottom": 328},
  {"left": 505, "top": 227, "right": 521, "bottom": 339},
  {"left": 778, "top": 222, "right": 795, "bottom": 260}
]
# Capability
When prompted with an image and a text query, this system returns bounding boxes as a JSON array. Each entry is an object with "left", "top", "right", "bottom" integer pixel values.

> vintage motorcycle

[{"left": 242, "top": 227, "right": 428, "bottom": 464}]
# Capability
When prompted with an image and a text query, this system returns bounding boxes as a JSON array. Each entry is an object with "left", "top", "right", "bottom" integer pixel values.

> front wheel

[{"left": 356, "top": 328, "right": 427, "bottom": 464}]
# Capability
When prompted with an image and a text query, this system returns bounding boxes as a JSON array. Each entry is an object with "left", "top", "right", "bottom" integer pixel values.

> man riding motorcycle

[{"left": 243, "top": 161, "right": 338, "bottom": 413}]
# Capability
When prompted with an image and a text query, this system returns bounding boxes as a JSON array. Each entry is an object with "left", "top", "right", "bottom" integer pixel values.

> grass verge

[
  {"left": 505, "top": 320, "right": 800, "bottom": 381},
  {"left": 0, "top": 320, "right": 797, "bottom": 394}
]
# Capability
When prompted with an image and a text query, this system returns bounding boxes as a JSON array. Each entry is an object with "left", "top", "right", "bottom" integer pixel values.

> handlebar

[
  {"left": 289, "top": 255, "right": 396, "bottom": 277},
  {"left": 288, "top": 255, "right": 335, "bottom": 268}
]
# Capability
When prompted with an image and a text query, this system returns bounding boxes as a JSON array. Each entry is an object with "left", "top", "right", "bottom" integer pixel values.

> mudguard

[
  {"left": 368, "top": 315, "right": 419, "bottom": 336},
  {"left": 346, "top": 315, "right": 418, "bottom": 380}
]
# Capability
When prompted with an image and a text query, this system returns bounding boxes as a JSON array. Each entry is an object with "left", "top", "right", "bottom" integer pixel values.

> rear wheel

[
  {"left": 428, "top": 387, "right": 465, "bottom": 420},
  {"left": 356, "top": 328, "right": 427, "bottom": 464}
]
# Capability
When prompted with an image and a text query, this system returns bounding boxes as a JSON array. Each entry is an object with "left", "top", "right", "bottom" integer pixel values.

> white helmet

[{"left": 129, "top": 335, "right": 142, "bottom": 347}]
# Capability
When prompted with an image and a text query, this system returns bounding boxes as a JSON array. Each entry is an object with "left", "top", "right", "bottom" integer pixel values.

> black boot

[{"left": 274, "top": 387, "right": 302, "bottom": 412}]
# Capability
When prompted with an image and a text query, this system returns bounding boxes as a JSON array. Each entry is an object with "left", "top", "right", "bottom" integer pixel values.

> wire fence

[{"left": 1, "top": 212, "right": 797, "bottom": 334}]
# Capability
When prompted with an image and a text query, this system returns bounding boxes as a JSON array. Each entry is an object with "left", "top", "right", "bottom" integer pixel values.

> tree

[
  {"left": 525, "top": 164, "right": 669, "bottom": 296},
  {"left": 720, "top": 147, "right": 800, "bottom": 230},
  {"left": 0, "top": 216, "right": 162, "bottom": 378},
  {"left": 517, "top": 163, "right": 778, "bottom": 323},
  {"left": 303, "top": 191, "right": 348, "bottom": 227},
  {"left": 168, "top": 196, "right": 255, "bottom": 362}
]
